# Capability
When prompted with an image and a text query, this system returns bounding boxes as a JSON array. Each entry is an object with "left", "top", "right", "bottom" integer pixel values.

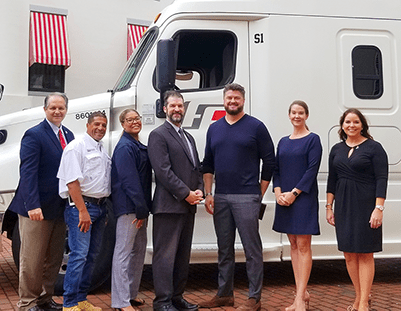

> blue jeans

[{"left": 63, "top": 202, "right": 107, "bottom": 307}]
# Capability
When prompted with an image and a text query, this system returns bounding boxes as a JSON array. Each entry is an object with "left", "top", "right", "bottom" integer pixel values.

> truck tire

[{"left": 11, "top": 201, "right": 116, "bottom": 295}]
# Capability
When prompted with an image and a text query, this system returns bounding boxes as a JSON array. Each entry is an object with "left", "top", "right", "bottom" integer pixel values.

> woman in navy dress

[
  {"left": 273, "top": 101, "right": 322, "bottom": 311},
  {"left": 111, "top": 109, "right": 152, "bottom": 311},
  {"left": 326, "top": 109, "right": 388, "bottom": 311}
]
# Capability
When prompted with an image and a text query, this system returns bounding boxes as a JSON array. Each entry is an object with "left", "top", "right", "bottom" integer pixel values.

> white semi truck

[{"left": 1, "top": 0, "right": 401, "bottom": 292}]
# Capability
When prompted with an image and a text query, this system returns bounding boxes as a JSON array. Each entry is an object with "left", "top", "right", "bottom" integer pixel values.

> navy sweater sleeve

[
  {"left": 202, "top": 125, "right": 215, "bottom": 175},
  {"left": 257, "top": 122, "right": 275, "bottom": 182}
]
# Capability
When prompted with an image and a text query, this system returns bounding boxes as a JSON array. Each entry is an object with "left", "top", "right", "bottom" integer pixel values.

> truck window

[
  {"left": 352, "top": 45, "right": 383, "bottom": 99},
  {"left": 175, "top": 70, "right": 201, "bottom": 89},
  {"left": 173, "top": 30, "right": 237, "bottom": 91},
  {"left": 114, "top": 27, "right": 159, "bottom": 92}
]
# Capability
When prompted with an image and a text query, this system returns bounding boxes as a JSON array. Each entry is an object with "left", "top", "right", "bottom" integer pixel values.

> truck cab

[{"left": 1, "top": 0, "right": 401, "bottom": 292}]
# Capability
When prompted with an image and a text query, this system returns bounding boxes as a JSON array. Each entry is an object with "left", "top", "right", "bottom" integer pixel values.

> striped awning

[
  {"left": 29, "top": 11, "right": 71, "bottom": 68},
  {"left": 127, "top": 24, "right": 148, "bottom": 60}
]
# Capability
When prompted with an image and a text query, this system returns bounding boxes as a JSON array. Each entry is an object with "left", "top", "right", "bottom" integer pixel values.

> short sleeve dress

[
  {"left": 273, "top": 132, "right": 322, "bottom": 235},
  {"left": 326, "top": 139, "right": 388, "bottom": 253}
]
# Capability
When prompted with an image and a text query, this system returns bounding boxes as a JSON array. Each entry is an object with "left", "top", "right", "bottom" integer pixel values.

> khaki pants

[{"left": 18, "top": 215, "right": 66, "bottom": 311}]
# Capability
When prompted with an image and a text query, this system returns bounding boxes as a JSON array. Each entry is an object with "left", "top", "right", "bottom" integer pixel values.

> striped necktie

[{"left": 58, "top": 129, "right": 66, "bottom": 150}]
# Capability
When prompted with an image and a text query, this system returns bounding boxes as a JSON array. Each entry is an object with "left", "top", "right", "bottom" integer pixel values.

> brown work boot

[
  {"left": 77, "top": 301, "right": 101, "bottom": 311},
  {"left": 236, "top": 298, "right": 261, "bottom": 311},
  {"left": 198, "top": 295, "right": 234, "bottom": 308}
]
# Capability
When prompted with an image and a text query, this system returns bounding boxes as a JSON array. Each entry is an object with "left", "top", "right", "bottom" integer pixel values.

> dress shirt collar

[
  {"left": 46, "top": 118, "right": 64, "bottom": 136},
  {"left": 166, "top": 119, "right": 182, "bottom": 134}
]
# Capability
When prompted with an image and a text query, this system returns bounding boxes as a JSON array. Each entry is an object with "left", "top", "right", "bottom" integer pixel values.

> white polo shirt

[{"left": 58, "top": 133, "right": 111, "bottom": 199}]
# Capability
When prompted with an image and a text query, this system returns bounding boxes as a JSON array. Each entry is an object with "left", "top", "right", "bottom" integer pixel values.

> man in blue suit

[{"left": 8, "top": 93, "right": 74, "bottom": 311}]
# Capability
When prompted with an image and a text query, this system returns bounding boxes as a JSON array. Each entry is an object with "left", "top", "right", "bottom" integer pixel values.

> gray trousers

[
  {"left": 18, "top": 215, "right": 66, "bottom": 311},
  {"left": 152, "top": 213, "right": 195, "bottom": 308},
  {"left": 213, "top": 194, "right": 263, "bottom": 301},
  {"left": 111, "top": 213, "right": 147, "bottom": 308}
]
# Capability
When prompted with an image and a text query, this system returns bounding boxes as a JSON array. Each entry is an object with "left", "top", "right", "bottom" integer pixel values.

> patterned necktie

[
  {"left": 58, "top": 129, "right": 66, "bottom": 150},
  {"left": 178, "top": 128, "right": 195, "bottom": 165}
]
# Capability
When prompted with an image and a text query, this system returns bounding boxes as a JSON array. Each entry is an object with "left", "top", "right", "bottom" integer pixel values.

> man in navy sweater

[{"left": 200, "top": 83, "right": 275, "bottom": 311}]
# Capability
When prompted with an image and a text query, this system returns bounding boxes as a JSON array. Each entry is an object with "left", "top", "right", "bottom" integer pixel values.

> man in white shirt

[{"left": 57, "top": 111, "right": 111, "bottom": 311}]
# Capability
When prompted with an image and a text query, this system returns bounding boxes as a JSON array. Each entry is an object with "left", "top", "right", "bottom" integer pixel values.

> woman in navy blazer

[{"left": 110, "top": 109, "right": 152, "bottom": 311}]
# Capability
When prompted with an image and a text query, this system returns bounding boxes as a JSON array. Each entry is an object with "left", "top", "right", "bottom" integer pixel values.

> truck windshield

[{"left": 113, "top": 27, "right": 159, "bottom": 92}]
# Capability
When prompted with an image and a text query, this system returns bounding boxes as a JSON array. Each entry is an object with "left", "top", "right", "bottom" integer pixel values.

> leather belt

[{"left": 82, "top": 195, "right": 107, "bottom": 206}]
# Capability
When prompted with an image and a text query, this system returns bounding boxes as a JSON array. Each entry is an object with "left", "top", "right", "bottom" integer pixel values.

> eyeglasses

[{"left": 125, "top": 116, "right": 142, "bottom": 124}]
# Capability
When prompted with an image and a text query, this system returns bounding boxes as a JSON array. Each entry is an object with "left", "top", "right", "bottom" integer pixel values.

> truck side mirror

[
  {"left": 156, "top": 39, "right": 177, "bottom": 92},
  {"left": 156, "top": 39, "right": 177, "bottom": 118},
  {"left": 0, "top": 84, "right": 4, "bottom": 101}
]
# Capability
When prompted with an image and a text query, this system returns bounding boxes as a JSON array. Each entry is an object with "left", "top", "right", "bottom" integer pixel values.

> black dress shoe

[
  {"left": 38, "top": 299, "right": 63, "bottom": 311},
  {"left": 153, "top": 304, "right": 179, "bottom": 311},
  {"left": 130, "top": 298, "right": 145, "bottom": 306},
  {"left": 172, "top": 298, "right": 198, "bottom": 311},
  {"left": 27, "top": 306, "right": 44, "bottom": 311}
]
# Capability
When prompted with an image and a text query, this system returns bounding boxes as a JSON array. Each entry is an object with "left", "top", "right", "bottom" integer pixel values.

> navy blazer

[
  {"left": 148, "top": 121, "right": 203, "bottom": 214},
  {"left": 8, "top": 119, "right": 74, "bottom": 219},
  {"left": 111, "top": 131, "right": 152, "bottom": 220}
]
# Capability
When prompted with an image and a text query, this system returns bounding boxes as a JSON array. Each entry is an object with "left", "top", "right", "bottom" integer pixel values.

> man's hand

[
  {"left": 194, "top": 189, "right": 203, "bottom": 198},
  {"left": 204, "top": 194, "right": 214, "bottom": 215},
  {"left": 185, "top": 190, "right": 203, "bottom": 205},
  {"left": 28, "top": 208, "right": 44, "bottom": 221},
  {"left": 67, "top": 180, "right": 92, "bottom": 232},
  {"left": 78, "top": 209, "right": 92, "bottom": 233}
]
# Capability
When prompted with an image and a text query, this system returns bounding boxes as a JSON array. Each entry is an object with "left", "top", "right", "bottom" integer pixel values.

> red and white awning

[
  {"left": 29, "top": 11, "right": 71, "bottom": 68},
  {"left": 127, "top": 24, "right": 148, "bottom": 60}
]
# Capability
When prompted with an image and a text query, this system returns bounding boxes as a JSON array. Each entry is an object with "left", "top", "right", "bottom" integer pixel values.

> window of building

[
  {"left": 352, "top": 45, "right": 383, "bottom": 99},
  {"left": 127, "top": 21, "right": 150, "bottom": 60},
  {"left": 29, "top": 10, "right": 71, "bottom": 93},
  {"left": 29, "top": 64, "right": 65, "bottom": 93}
]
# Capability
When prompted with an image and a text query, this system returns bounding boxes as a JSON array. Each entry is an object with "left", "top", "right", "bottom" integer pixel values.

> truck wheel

[{"left": 11, "top": 201, "right": 116, "bottom": 295}]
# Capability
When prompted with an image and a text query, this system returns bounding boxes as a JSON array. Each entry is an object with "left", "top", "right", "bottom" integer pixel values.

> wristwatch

[
  {"left": 292, "top": 190, "right": 299, "bottom": 197},
  {"left": 375, "top": 205, "right": 385, "bottom": 211}
]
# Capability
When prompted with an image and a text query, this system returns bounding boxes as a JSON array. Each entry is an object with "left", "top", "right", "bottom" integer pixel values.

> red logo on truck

[{"left": 211, "top": 110, "right": 226, "bottom": 121}]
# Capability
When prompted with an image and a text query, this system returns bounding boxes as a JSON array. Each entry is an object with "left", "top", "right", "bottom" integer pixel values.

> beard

[
  {"left": 167, "top": 112, "right": 183, "bottom": 124},
  {"left": 224, "top": 104, "right": 244, "bottom": 116}
]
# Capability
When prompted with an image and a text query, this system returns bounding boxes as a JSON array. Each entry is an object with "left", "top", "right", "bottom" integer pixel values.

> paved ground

[{"left": 1, "top": 234, "right": 401, "bottom": 311}]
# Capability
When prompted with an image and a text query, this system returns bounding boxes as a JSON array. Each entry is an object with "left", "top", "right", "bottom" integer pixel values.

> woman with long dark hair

[{"left": 326, "top": 108, "right": 388, "bottom": 311}]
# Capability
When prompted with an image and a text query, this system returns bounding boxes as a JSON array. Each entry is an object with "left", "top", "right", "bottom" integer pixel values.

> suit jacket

[
  {"left": 148, "top": 121, "right": 203, "bottom": 214},
  {"left": 9, "top": 119, "right": 74, "bottom": 219}
]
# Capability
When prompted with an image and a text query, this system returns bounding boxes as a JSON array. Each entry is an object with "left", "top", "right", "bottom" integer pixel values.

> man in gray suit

[{"left": 148, "top": 91, "right": 203, "bottom": 311}]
